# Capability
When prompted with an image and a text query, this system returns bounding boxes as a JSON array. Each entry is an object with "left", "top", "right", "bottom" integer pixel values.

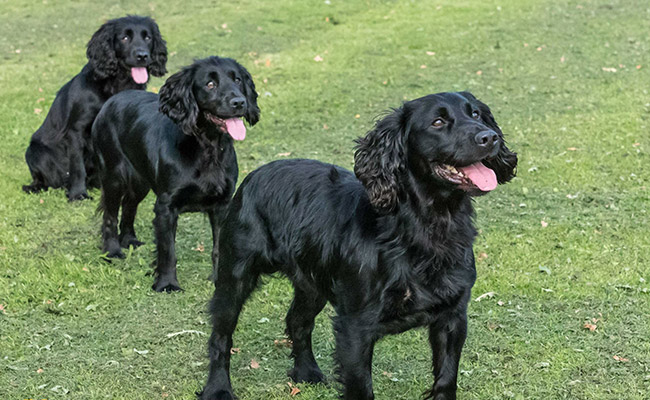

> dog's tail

[{"left": 23, "top": 139, "right": 68, "bottom": 193}]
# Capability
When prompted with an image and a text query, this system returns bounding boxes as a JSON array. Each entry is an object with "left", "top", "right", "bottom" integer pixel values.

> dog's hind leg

[
  {"left": 286, "top": 286, "right": 327, "bottom": 384},
  {"left": 200, "top": 260, "right": 260, "bottom": 400},
  {"left": 119, "top": 177, "right": 149, "bottom": 249},
  {"left": 152, "top": 194, "right": 181, "bottom": 292},
  {"left": 100, "top": 177, "right": 125, "bottom": 259}
]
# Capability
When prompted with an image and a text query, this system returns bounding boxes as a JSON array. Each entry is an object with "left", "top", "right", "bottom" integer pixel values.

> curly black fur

[
  {"left": 23, "top": 15, "right": 167, "bottom": 201},
  {"left": 92, "top": 56, "right": 259, "bottom": 292},
  {"left": 199, "top": 92, "right": 517, "bottom": 400}
]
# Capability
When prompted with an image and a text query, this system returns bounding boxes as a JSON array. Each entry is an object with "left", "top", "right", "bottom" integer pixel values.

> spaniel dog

[
  {"left": 92, "top": 56, "right": 259, "bottom": 292},
  {"left": 199, "top": 92, "right": 517, "bottom": 400},
  {"left": 23, "top": 15, "right": 167, "bottom": 201}
]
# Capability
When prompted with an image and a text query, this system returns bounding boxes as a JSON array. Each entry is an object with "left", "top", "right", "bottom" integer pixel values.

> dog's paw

[
  {"left": 103, "top": 246, "right": 125, "bottom": 260},
  {"left": 288, "top": 366, "right": 327, "bottom": 384},
  {"left": 197, "top": 389, "right": 237, "bottom": 400},
  {"left": 68, "top": 191, "right": 92, "bottom": 201},
  {"left": 120, "top": 236, "right": 145, "bottom": 249},
  {"left": 152, "top": 276, "right": 183, "bottom": 293}
]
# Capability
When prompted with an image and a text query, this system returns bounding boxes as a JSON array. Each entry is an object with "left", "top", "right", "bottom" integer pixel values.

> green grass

[{"left": 1, "top": 0, "right": 649, "bottom": 398}]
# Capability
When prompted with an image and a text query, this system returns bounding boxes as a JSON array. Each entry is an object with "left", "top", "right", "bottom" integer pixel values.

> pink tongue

[
  {"left": 224, "top": 118, "right": 246, "bottom": 141},
  {"left": 458, "top": 162, "right": 498, "bottom": 192},
  {"left": 131, "top": 67, "right": 148, "bottom": 84}
]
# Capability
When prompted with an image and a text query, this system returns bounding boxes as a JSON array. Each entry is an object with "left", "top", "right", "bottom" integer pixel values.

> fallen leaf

[
  {"left": 82, "top": 267, "right": 89, "bottom": 272},
  {"left": 274, "top": 338, "right": 293, "bottom": 348},
  {"left": 636, "top": 65, "right": 642, "bottom": 69},
  {"left": 313, "top": 55, "right": 324, "bottom": 62},
  {"left": 476, "top": 70, "right": 482, "bottom": 75},
  {"left": 230, "top": 347, "right": 241, "bottom": 355},
  {"left": 323, "top": 124, "right": 328, "bottom": 130},
  {"left": 287, "top": 382, "right": 301, "bottom": 396},
  {"left": 382, "top": 80, "right": 388, "bottom": 85},
  {"left": 602, "top": 67, "right": 617, "bottom": 73},
  {"left": 265, "top": 59, "right": 271, "bottom": 67},
  {"left": 250, "top": 359, "right": 260, "bottom": 369},
  {"left": 276, "top": 152, "right": 292, "bottom": 157},
  {"left": 567, "top": 147, "right": 578, "bottom": 151},
  {"left": 633, "top": 143, "right": 641, "bottom": 147},
  {"left": 34, "top": 108, "right": 42, "bottom": 114},
  {"left": 420, "top": 64, "right": 427, "bottom": 69},
  {"left": 560, "top": 56, "right": 566, "bottom": 63},
  {"left": 37, "top": 368, "right": 44, "bottom": 373},
  {"left": 613, "top": 355, "right": 629, "bottom": 362},
  {"left": 39, "top": 198, "right": 44, "bottom": 204},
  {"left": 36, "top": 97, "right": 45, "bottom": 103},
  {"left": 193, "top": 243, "right": 205, "bottom": 252},
  {"left": 477, "top": 252, "right": 488, "bottom": 262},
  {"left": 221, "top": 23, "right": 228, "bottom": 29},
  {"left": 0, "top": 304, "right": 6, "bottom": 314},
  {"left": 474, "top": 291, "right": 495, "bottom": 302},
  {"left": 536, "top": 47, "right": 543, "bottom": 51},
  {"left": 583, "top": 322, "right": 597, "bottom": 332},
  {"left": 541, "top": 220, "right": 548, "bottom": 228},
  {"left": 426, "top": 51, "right": 436, "bottom": 56},
  {"left": 497, "top": 300, "right": 505, "bottom": 306},
  {"left": 355, "top": 114, "right": 360, "bottom": 119}
]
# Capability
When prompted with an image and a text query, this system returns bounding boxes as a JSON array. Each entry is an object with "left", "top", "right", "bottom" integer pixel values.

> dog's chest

[{"left": 378, "top": 252, "right": 475, "bottom": 333}]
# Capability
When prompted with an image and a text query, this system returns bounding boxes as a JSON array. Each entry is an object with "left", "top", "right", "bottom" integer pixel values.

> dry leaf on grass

[
  {"left": 230, "top": 347, "right": 240, "bottom": 355},
  {"left": 613, "top": 355, "right": 629, "bottom": 362},
  {"left": 250, "top": 359, "right": 260, "bottom": 369},
  {"left": 287, "top": 382, "right": 301, "bottom": 396},
  {"left": 474, "top": 292, "right": 495, "bottom": 302},
  {"left": 583, "top": 322, "right": 597, "bottom": 332}
]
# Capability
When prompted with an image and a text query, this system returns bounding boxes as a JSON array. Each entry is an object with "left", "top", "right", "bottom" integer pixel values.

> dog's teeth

[{"left": 449, "top": 166, "right": 458, "bottom": 174}]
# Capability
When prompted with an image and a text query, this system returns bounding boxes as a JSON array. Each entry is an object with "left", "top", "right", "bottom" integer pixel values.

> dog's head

[
  {"left": 158, "top": 56, "right": 260, "bottom": 139},
  {"left": 354, "top": 92, "right": 517, "bottom": 213},
  {"left": 86, "top": 15, "right": 167, "bottom": 83}
]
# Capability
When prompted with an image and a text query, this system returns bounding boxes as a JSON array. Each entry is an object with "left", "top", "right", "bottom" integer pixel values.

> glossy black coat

[
  {"left": 23, "top": 15, "right": 167, "bottom": 200},
  {"left": 200, "top": 92, "right": 517, "bottom": 400}
]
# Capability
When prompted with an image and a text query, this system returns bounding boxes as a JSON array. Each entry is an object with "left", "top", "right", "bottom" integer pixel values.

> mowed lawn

[{"left": 1, "top": 0, "right": 649, "bottom": 399}]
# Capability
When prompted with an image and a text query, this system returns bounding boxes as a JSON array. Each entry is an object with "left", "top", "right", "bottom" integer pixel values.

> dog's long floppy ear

[
  {"left": 159, "top": 66, "right": 198, "bottom": 136},
  {"left": 148, "top": 19, "right": 168, "bottom": 77},
  {"left": 354, "top": 108, "right": 408, "bottom": 214},
  {"left": 237, "top": 63, "right": 260, "bottom": 126},
  {"left": 86, "top": 20, "right": 118, "bottom": 79},
  {"left": 460, "top": 92, "right": 518, "bottom": 183}
]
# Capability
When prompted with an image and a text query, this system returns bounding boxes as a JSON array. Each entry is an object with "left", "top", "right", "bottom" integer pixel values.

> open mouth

[
  {"left": 434, "top": 162, "right": 497, "bottom": 192},
  {"left": 204, "top": 112, "right": 246, "bottom": 141}
]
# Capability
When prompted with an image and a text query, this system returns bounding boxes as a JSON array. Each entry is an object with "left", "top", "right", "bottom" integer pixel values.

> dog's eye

[
  {"left": 235, "top": 77, "right": 242, "bottom": 85},
  {"left": 121, "top": 35, "right": 129, "bottom": 42},
  {"left": 144, "top": 35, "right": 151, "bottom": 41},
  {"left": 471, "top": 110, "right": 480, "bottom": 119},
  {"left": 432, "top": 118, "right": 445, "bottom": 127},
  {"left": 206, "top": 81, "right": 216, "bottom": 90}
]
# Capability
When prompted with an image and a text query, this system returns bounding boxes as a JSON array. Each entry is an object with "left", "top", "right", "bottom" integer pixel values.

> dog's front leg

[
  {"left": 207, "top": 208, "right": 225, "bottom": 280},
  {"left": 425, "top": 293, "right": 470, "bottom": 400},
  {"left": 67, "top": 131, "right": 90, "bottom": 201},
  {"left": 152, "top": 194, "right": 181, "bottom": 292},
  {"left": 334, "top": 315, "right": 376, "bottom": 400}
]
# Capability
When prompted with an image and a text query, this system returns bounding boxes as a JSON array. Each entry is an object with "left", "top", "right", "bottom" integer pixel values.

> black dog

[
  {"left": 92, "top": 56, "right": 259, "bottom": 292},
  {"left": 200, "top": 92, "right": 517, "bottom": 399},
  {"left": 23, "top": 15, "right": 167, "bottom": 200}
]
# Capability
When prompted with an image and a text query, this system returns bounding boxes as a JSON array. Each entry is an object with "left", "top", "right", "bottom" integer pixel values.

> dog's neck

[{"left": 86, "top": 64, "right": 146, "bottom": 96}]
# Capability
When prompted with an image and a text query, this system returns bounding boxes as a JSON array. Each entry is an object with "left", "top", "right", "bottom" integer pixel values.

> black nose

[
  {"left": 230, "top": 97, "right": 246, "bottom": 110},
  {"left": 474, "top": 130, "right": 499, "bottom": 147},
  {"left": 136, "top": 51, "right": 149, "bottom": 62}
]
